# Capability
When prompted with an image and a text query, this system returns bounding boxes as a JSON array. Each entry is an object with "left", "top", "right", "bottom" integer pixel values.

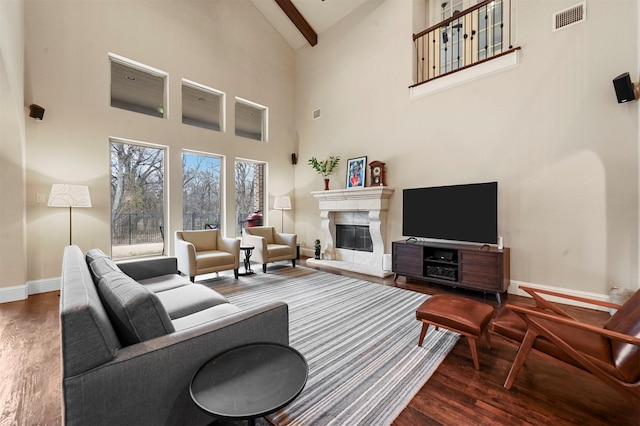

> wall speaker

[
  {"left": 612, "top": 73, "right": 636, "bottom": 103},
  {"left": 29, "top": 104, "right": 45, "bottom": 120},
  {"left": 291, "top": 153, "right": 298, "bottom": 165}
]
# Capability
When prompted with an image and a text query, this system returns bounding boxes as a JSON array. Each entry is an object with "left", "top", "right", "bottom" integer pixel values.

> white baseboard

[
  {"left": 508, "top": 280, "right": 610, "bottom": 312},
  {"left": 0, "top": 285, "right": 29, "bottom": 303},
  {"left": 29, "top": 278, "right": 60, "bottom": 295},
  {"left": 0, "top": 278, "right": 60, "bottom": 304},
  {"left": 300, "top": 247, "right": 315, "bottom": 258}
]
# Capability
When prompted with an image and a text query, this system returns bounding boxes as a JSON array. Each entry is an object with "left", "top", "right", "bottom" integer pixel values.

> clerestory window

[
  {"left": 235, "top": 97, "right": 268, "bottom": 142},
  {"left": 109, "top": 53, "right": 167, "bottom": 118},
  {"left": 182, "top": 79, "right": 225, "bottom": 132}
]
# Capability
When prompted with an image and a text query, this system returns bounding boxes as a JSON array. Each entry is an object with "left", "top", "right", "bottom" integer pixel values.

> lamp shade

[
  {"left": 274, "top": 195, "right": 292, "bottom": 210},
  {"left": 48, "top": 184, "right": 92, "bottom": 208}
]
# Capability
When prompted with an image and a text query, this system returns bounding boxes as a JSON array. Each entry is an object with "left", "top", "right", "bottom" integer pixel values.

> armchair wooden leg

[
  {"left": 263, "top": 264, "right": 267, "bottom": 273},
  {"left": 190, "top": 276, "right": 195, "bottom": 283},
  {"left": 292, "top": 259, "right": 296, "bottom": 268},
  {"left": 504, "top": 329, "right": 537, "bottom": 389},
  {"left": 234, "top": 269, "right": 239, "bottom": 279}
]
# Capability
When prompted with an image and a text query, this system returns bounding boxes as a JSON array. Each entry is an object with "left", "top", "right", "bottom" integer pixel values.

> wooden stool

[{"left": 416, "top": 294, "right": 494, "bottom": 370}]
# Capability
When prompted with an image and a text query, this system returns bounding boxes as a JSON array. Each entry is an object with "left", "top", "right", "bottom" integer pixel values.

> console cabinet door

[
  {"left": 459, "top": 250, "right": 504, "bottom": 292},
  {"left": 393, "top": 243, "right": 423, "bottom": 277}
]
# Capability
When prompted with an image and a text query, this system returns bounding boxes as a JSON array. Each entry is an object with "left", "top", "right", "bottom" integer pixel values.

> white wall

[
  {"left": 294, "top": 0, "right": 639, "bottom": 294},
  {"left": 23, "top": 0, "right": 296, "bottom": 282},
  {"left": 0, "top": 0, "right": 27, "bottom": 295}
]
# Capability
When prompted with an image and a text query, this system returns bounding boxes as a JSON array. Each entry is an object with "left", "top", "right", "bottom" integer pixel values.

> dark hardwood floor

[{"left": 1, "top": 261, "right": 638, "bottom": 425}]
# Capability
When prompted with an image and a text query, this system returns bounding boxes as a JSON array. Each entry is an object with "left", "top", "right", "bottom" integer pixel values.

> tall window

[
  {"left": 182, "top": 152, "right": 222, "bottom": 230},
  {"left": 235, "top": 159, "right": 265, "bottom": 237},
  {"left": 110, "top": 139, "right": 165, "bottom": 259}
]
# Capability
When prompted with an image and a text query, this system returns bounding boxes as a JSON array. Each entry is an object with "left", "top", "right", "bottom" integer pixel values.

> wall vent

[
  {"left": 553, "top": 2, "right": 586, "bottom": 32},
  {"left": 312, "top": 108, "right": 321, "bottom": 120}
]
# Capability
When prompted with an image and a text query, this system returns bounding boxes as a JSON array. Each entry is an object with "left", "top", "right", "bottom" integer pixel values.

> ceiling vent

[
  {"left": 312, "top": 108, "right": 321, "bottom": 120},
  {"left": 553, "top": 2, "right": 586, "bottom": 32}
]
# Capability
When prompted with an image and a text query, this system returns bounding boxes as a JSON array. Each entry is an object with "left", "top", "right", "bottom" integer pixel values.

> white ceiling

[{"left": 250, "top": 0, "right": 371, "bottom": 50}]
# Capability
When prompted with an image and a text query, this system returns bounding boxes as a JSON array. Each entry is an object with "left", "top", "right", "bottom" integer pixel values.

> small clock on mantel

[{"left": 369, "top": 161, "right": 386, "bottom": 186}]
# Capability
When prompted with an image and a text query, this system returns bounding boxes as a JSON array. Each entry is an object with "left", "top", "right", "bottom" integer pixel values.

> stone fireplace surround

[{"left": 307, "top": 187, "right": 395, "bottom": 278}]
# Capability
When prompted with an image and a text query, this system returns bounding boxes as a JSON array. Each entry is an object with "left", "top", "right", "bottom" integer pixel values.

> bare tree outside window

[
  {"left": 235, "top": 160, "right": 264, "bottom": 237},
  {"left": 182, "top": 153, "right": 222, "bottom": 230},
  {"left": 110, "top": 140, "right": 165, "bottom": 259}
]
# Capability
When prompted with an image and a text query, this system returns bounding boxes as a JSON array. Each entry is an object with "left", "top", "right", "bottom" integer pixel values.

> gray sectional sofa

[{"left": 60, "top": 245, "right": 289, "bottom": 425}]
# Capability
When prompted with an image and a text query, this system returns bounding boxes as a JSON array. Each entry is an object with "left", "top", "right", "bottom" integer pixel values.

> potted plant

[{"left": 308, "top": 156, "right": 340, "bottom": 190}]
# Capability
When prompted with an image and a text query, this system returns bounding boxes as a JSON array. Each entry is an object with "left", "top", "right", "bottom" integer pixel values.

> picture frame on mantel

[{"left": 346, "top": 156, "right": 366, "bottom": 189}]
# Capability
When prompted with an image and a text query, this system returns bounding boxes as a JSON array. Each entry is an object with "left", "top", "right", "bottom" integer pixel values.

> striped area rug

[{"left": 203, "top": 265, "right": 459, "bottom": 426}]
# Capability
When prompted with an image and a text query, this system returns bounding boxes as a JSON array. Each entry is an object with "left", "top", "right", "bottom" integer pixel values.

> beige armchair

[
  {"left": 175, "top": 229, "right": 240, "bottom": 281},
  {"left": 242, "top": 226, "right": 297, "bottom": 273}
]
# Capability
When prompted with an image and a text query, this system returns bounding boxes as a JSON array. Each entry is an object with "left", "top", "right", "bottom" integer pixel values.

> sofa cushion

[
  {"left": 172, "top": 303, "right": 243, "bottom": 331},
  {"left": 89, "top": 256, "right": 122, "bottom": 283},
  {"left": 155, "top": 285, "right": 229, "bottom": 319},
  {"left": 97, "top": 271, "right": 175, "bottom": 346},
  {"left": 196, "top": 250, "right": 236, "bottom": 270},
  {"left": 86, "top": 248, "right": 109, "bottom": 264},
  {"left": 138, "top": 274, "right": 189, "bottom": 293},
  {"left": 267, "top": 244, "right": 293, "bottom": 258}
]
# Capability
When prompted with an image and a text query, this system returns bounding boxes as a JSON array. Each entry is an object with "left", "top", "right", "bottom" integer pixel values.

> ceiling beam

[{"left": 275, "top": 0, "right": 318, "bottom": 47}]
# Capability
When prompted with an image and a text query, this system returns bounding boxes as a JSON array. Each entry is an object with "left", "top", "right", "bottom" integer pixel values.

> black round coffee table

[{"left": 190, "top": 343, "right": 308, "bottom": 426}]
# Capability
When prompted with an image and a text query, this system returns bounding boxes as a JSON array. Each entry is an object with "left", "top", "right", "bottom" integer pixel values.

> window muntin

[
  {"left": 109, "top": 54, "right": 167, "bottom": 118},
  {"left": 110, "top": 139, "right": 165, "bottom": 259},
  {"left": 182, "top": 152, "right": 223, "bottom": 230}
]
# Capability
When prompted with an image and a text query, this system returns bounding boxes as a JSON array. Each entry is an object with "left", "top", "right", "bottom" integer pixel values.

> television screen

[{"left": 402, "top": 182, "right": 498, "bottom": 244}]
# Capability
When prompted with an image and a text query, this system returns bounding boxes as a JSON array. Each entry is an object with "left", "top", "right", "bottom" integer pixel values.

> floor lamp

[
  {"left": 48, "top": 184, "right": 92, "bottom": 245},
  {"left": 273, "top": 195, "right": 291, "bottom": 233}
]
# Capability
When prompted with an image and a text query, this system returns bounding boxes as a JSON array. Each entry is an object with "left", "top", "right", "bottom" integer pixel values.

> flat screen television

[{"left": 402, "top": 182, "right": 498, "bottom": 244}]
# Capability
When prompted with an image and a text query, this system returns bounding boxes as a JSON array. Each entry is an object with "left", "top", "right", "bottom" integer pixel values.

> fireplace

[
  {"left": 309, "top": 187, "right": 394, "bottom": 278},
  {"left": 336, "top": 225, "right": 373, "bottom": 252}
]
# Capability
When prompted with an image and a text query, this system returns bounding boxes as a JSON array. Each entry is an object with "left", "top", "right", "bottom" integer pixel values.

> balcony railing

[{"left": 412, "top": 0, "right": 516, "bottom": 87}]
